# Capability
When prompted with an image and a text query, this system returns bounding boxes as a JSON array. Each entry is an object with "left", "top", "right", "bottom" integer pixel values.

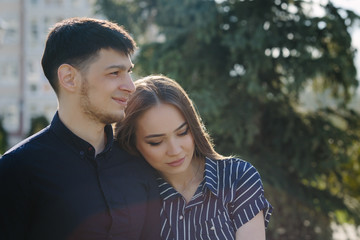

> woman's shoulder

[
  {"left": 207, "top": 157, "right": 260, "bottom": 183},
  {"left": 209, "top": 157, "right": 255, "bottom": 172}
]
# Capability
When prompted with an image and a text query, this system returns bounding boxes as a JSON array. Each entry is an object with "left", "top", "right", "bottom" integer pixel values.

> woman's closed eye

[
  {"left": 146, "top": 139, "right": 162, "bottom": 146},
  {"left": 178, "top": 127, "right": 189, "bottom": 136},
  {"left": 144, "top": 125, "right": 189, "bottom": 146}
]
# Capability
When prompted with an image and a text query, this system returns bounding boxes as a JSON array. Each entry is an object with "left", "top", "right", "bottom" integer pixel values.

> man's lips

[
  {"left": 167, "top": 157, "right": 185, "bottom": 167},
  {"left": 112, "top": 97, "right": 128, "bottom": 106}
]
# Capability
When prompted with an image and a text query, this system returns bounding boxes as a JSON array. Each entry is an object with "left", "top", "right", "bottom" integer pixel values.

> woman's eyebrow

[
  {"left": 144, "top": 122, "right": 187, "bottom": 139},
  {"left": 174, "top": 122, "right": 187, "bottom": 132}
]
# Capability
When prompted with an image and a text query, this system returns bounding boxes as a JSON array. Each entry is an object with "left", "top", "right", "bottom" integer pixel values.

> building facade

[{"left": 0, "top": 0, "right": 103, "bottom": 148}]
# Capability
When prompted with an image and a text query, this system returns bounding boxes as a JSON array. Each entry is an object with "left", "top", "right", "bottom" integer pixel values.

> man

[{"left": 0, "top": 17, "right": 160, "bottom": 240}]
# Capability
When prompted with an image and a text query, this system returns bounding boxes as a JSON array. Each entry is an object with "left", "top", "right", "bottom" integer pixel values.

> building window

[
  {"left": 31, "top": 19, "right": 38, "bottom": 41},
  {"left": 29, "top": 61, "right": 34, "bottom": 74},
  {"left": 43, "top": 17, "right": 50, "bottom": 32},
  {"left": 30, "top": 83, "right": 37, "bottom": 92},
  {"left": 1, "top": 62, "right": 18, "bottom": 80},
  {"left": 71, "top": 0, "right": 81, "bottom": 7},
  {"left": 1, "top": 18, "right": 18, "bottom": 45},
  {"left": 44, "top": 0, "right": 64, "bottom": 6},
  {"left": 3, "top": 104, "right": 19, "bottom": 132}
]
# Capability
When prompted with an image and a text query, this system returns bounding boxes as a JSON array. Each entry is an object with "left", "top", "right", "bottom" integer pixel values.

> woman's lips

[{"left": 167, "top": 157, "right": 185, "bottom": 167}]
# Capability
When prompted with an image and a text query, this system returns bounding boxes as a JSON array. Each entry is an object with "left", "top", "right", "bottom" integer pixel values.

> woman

[{"left": 115, "top": 75, "right": 272, "bottom": 240}]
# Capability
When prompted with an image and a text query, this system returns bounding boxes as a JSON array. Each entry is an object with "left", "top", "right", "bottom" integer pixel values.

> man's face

[{"left": 79, "top": 48, "right": 135, "bottom": 125}]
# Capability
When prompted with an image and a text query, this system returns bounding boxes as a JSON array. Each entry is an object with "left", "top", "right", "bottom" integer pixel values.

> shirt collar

[
  {"left": 157, "top": 177, "right": 179, "bottom": 201},
  {"left": 204, "top": 157, "right": 219, "bottom": 196},
  {"left": 50, "top": 112, "right": 114, "bottom": 157},
  {"left": 157, "top": 157, "right": 219, "bottom": 201}
]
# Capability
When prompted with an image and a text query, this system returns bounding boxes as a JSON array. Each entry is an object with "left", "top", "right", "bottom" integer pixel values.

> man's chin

[{"left": 103, "top": 112, "right": 125, "bottom": 125}]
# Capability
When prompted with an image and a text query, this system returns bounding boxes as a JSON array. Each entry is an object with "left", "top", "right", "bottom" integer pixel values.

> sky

[
  {"left": 331, "top": 0, "right": 360, "bottom": 15},
  {"left": 331, "top": 0, "right": 360, "bottom": 45},
  {"left": 329, "top": 0, "right": 360, "bottom": 81}
]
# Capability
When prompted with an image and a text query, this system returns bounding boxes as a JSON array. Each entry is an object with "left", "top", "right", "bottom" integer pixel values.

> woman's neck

[{"left": 163, "top": 157, "right": 205, "bottom": 203}]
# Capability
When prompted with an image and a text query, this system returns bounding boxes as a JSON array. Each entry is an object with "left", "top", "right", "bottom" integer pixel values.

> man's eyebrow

[
  {"left": 144, "top": 122, "right": 187, "bottom": 139},
  {"left": 106, "top": 63, "right": 134, "bottom": 71}
]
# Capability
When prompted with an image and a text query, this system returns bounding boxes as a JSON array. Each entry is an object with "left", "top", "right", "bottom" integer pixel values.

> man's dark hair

[{"left": 41, "top": 17, "right": 137, "bottom": 94}]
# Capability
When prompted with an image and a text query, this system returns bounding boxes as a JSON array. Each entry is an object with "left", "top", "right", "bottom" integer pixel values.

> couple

[{"left": 0, "top": 17, "right": 272, "bottom": 240}]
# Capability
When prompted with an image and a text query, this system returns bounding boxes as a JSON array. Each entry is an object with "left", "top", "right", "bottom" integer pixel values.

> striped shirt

[{"left": 158, "top": 157, "right": 273, "bottom": 240}]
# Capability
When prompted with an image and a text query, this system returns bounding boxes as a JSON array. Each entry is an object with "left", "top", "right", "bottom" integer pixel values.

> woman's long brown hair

[{"left": 114, "top": 75, "right": 225, "bottom": 160}]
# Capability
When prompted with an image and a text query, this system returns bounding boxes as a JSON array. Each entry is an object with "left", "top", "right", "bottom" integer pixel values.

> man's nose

[{"left": 120, "top": 73, "right": 135, "bottom": 94}]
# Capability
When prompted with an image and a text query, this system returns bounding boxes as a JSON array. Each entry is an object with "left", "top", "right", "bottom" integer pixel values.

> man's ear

[{"left": 58, "top": 64, "right": 78, "bottom": 92}]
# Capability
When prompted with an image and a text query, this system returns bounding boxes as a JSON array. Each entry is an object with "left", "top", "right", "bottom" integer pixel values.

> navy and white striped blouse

[{"left": 158, "top": 157, "right": 273, "bottom": 240}]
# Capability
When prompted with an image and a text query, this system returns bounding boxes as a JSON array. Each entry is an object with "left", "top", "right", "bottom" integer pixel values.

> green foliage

[
  {"left": 27, "top": 116, "right": 49, "bottom": 137},
  {"left": 97, "top": 0, "right": 360, "bottom": 239},
  {"left": 0, "top": 117, "right": 8, "bottom": 155}
]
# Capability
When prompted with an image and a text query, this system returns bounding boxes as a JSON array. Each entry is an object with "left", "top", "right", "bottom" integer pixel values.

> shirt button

[
  {"left": 210, "top": 226, "right": 215, "bottom": 231},
  {"left": 179, "top": 215, "right": 183, "bottom": 220}
]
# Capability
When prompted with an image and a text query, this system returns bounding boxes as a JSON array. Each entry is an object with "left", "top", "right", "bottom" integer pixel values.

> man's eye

[{"left": 110, "top": 71, "right": 119, "bottom": 76}]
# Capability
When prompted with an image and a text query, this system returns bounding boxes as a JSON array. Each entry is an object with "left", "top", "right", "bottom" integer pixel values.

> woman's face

[{"left": 135, "top": 103, "right": 195, "bottom": 177}]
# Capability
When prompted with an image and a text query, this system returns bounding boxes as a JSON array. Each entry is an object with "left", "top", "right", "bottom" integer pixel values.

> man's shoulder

[
  {"left": 111, "top": 140, "right": 142, "bottom": 160},
  {"left": 111, "top": 142, "right": 157, "bottom": 176},
  {"left": 1, "top": 126, "right": 53, "bottom": 164}
]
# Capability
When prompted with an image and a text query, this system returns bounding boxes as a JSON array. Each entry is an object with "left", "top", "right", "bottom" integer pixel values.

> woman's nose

[{"left": 166, "top": 138, "right": 181, "bottom": 156}]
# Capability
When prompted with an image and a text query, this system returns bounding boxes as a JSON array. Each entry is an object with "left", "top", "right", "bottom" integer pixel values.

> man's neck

[{"left": 58, "top": 109, "right": 107, "bottom": 155}]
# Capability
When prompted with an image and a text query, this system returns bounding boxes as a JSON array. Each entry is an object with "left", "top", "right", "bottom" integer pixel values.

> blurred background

[{"left": 0, "top": 0, "right": 359, "bottom": 239}]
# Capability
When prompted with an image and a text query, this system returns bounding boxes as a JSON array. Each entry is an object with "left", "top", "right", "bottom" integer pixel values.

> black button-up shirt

[{"left": 0, "top": 112, "right": 161, "bottom": 240}]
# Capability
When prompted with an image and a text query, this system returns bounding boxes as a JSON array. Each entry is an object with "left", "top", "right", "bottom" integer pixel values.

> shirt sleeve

[
  {"left": 229, "top": 160, "right": 273, "bottom": 230},
  {"left": 0, "top": 152, "right": 30, "bottom": 239}
]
